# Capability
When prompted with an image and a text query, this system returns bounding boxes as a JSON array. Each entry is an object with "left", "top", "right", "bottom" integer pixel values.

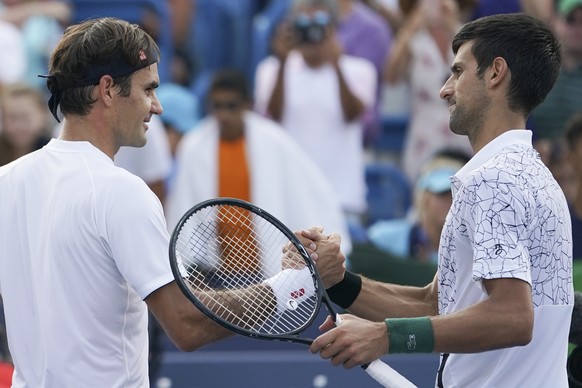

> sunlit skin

[{"left": 59, "top": 63, "right": 163, "bottom": 159}]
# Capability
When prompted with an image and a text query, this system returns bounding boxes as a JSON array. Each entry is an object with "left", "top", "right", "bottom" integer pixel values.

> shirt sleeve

[
  {"left": 102, "top": 174, "right": 174, "bottom": 299},
  {"left": 462, "top": 170, "right": 532, "bottom": 285}
]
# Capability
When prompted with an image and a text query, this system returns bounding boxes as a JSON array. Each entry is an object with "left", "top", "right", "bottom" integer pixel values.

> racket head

[{"left": 169, "top": 197, "right": 326, "bottom": 343}]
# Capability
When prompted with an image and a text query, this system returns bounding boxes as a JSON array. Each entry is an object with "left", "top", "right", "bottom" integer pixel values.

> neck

[
  {"left": 469, "top": 113, "right": 526, "bottom": 153},
  {"left": 59, "top": 115, "right": 117, "bottom": 159}
]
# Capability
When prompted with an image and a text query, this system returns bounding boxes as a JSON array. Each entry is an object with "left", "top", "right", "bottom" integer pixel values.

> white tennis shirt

[
  {"left": 437, "top": 130, "right": 574, "bottom": 387},
  {"left": 0, "top": 139, "right": 175, "bottom": 387}
]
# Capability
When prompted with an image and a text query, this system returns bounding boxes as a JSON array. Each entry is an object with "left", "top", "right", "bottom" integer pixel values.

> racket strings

[{"left": 175, "top": 204, "right": 319, "bottom": 335}]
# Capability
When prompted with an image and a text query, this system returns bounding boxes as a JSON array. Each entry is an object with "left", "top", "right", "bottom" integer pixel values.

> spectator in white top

[{"left": 254, "top": 0, "right": 377, "bottom": 225}]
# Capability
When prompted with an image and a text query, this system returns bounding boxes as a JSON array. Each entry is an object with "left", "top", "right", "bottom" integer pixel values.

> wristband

[
  {"left": 264, "top": 267, "right": 315, "bottom": 315},
  {"left": 385, "top": 317, "right": 434, "bottom": 354},
  {"left": 326, "top": 271, "right": 362, "bottom": 309}
]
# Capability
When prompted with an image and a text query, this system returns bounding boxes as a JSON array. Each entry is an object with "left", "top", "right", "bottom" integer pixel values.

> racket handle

[
  {"left": 335, "top": 314, "right": 416, "bottom": 388},
  {"left": 363, "top": 359, "right": 417, "bottom": 388}
]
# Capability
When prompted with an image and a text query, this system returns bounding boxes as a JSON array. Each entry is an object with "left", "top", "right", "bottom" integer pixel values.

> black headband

[{"left": 39, "top": 48, "right": 158, "bottom": 122}]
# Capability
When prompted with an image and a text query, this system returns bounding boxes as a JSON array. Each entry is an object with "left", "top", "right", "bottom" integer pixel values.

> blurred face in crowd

[
  {"left": 555, "top": 7, "right": 582, "bottom": 59},
  {"left": 1, "top": 90, "right": 47, "bottom": 152},
  {"left": 209, "top": 89, "right": 247, "bottom": 141},
  {"left": 292, "top": 6, "right": 334, "bottom": 63}
]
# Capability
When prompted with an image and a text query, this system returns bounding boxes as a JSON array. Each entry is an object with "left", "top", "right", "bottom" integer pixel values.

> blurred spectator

[
  {"left": 156, "top": 82, "right": 200, "bottom": 157},
  {"left": 367, "top": 148, "right": 469, "bottom": 262},
  {"left": 155, "top": 82, "right": 200, "bottom": 194},
  {"left": 166, "top": 69, "right": 352, "bottom": 254},
  {"left": 531, "top": 0, "right": 582, "bottom": 142},
  {"left": 0, "top": 19, "right": 25, "bottom": 86},
  {"left": 0, "top": 0, "right": 71, "bottom": 88},
  {"left": 337, "top": 0, "right": 394, "bottom": 145},
  {"left": 470, "top": 0, "right": 554, "bottom": 23},
  {"left": 0, "top": 84, "right": 52, "bottom": 166},
  {"left": 360, "top": 0, "right": 404, "bottom": 32},
  {"left": 564, "top": 112, "right": 582, "bottom": 260},
  {"left": 114, "top": 115, "right": 173, "bottom": 205},
  {"left": 254, "top": 0, "right": 376, "bottom": 224},
  {"left": 384, "top": 0, "right": 474, "bottom": 181}
]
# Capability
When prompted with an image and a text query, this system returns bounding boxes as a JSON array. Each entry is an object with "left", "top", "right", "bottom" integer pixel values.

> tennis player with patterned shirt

[
  {"left": 309, "top": 13, "right": 574, "bottom": 387},
  {"left": 0, "top": 18, "right": 345, "bottom": 387}
]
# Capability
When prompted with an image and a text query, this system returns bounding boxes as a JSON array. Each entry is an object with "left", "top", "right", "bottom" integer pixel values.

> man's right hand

[{"left": 298, "top": 228, "right": 346, "bottom": 289}]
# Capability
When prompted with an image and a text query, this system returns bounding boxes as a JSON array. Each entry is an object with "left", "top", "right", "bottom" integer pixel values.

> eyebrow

[{"left": 145, "top": 80, "right": 159, "bottom": 89}]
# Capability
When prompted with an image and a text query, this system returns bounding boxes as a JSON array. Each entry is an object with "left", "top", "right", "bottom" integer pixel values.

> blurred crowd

[{"left": 0, "top": 0, "right": 581, "bottom": 383}]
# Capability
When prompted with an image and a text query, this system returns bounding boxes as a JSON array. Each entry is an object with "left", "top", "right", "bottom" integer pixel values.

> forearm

[
  {"left": 266, "top": 57, "right": 287, "bottom": 122},
  {"left": 387, "top": 278, "right": 534, "bottom": 354},
  {"left": 431, "top": 295, "right": 533, "bottom": 353},
  {"left": 350, "top": 277, "right": 437, "bottom": 321},
  {"left": 329, "top": 272, "right": 438, "bottom": 321},
  {"left": 333, "top": 62, "right": 365, "bottom": 122},
  {"left": 383, "top": 27, "right": 414, "bottom": 84}
]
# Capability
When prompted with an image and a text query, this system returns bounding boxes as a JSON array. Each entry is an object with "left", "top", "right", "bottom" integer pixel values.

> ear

[
  {"left": 97, "top": 75, "right": 116, "bottom": 108},
  {"left": 488, "top": 57, "right": 509, "bottom": 89}
]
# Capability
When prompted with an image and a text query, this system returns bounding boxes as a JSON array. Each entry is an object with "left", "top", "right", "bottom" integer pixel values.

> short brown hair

[{"left": 47, "top": 17, "right": 160, "bottom": 118}]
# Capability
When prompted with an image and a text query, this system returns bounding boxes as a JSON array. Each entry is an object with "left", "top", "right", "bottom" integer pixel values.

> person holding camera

[{"left": 254, "top": 0, "right": 377, "bottom": 229}]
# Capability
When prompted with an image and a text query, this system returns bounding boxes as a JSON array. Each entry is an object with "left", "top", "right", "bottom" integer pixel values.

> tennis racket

[{"left": 169, "top": 197, "right": 416, "bottom": 388}]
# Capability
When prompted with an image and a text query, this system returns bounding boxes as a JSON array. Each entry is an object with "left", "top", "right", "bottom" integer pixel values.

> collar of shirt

[
  {"left": 450, "top": 129, "right": 532, "bottom": 193},
  {"left": 46, "top": 138, "right": 114, "bottom": 165}
]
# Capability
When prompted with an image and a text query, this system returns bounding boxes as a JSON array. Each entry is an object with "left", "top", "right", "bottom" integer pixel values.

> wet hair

[{"left": 452, "top": 13, "right": 561, "bottom": 117}]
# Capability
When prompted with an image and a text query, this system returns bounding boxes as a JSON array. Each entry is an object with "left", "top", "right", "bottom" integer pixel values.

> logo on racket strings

[
  {"left": 290, "top": 288, "right": 305, "bottom": 299},
  {"left": 286, "top": 299, "right": 299, "bottom": 310}
]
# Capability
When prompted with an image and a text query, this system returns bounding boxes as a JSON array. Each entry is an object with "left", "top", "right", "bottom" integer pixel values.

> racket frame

[{"left": 169, "top": 197, "right": 337, "bottom": 345}]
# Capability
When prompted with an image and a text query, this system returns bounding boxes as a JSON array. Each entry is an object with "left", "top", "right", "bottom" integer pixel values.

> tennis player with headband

[
  {"left": 0, "top": 17, "right": 344, "bottom": 387},
  {"left": 309, "top": 13, "right": 574, "bottom": 387}
]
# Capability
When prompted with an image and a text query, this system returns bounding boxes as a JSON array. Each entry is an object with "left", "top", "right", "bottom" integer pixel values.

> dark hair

[
  {"left": 452, "top": 13, "right": 561, "bottom": 116},
  {"left": 48, "top": 17, "right": 160, "bottom": 117},
  {"left": 565, "top": 112, "right": 582, "bottom": 151},
  {"left": 209, "top": 69, "right": 250, "bottom": 100}
]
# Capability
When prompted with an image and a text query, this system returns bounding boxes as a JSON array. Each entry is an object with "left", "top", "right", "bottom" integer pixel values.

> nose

[
  {"left": 440, "top": 75, "right": 453, "bottom": 101},
  {"left": 152, "top": 92, "right": 163, "bottom": 115}
]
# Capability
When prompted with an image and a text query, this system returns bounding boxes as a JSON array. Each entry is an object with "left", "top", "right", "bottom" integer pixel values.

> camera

[{"left": 293, "top": 11, "right": 331, "bottom": 44}]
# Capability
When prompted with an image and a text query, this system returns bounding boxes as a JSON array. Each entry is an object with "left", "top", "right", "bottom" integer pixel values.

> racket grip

[{"left": 363, "top": 359, "right": 417, "bottom": 388}]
